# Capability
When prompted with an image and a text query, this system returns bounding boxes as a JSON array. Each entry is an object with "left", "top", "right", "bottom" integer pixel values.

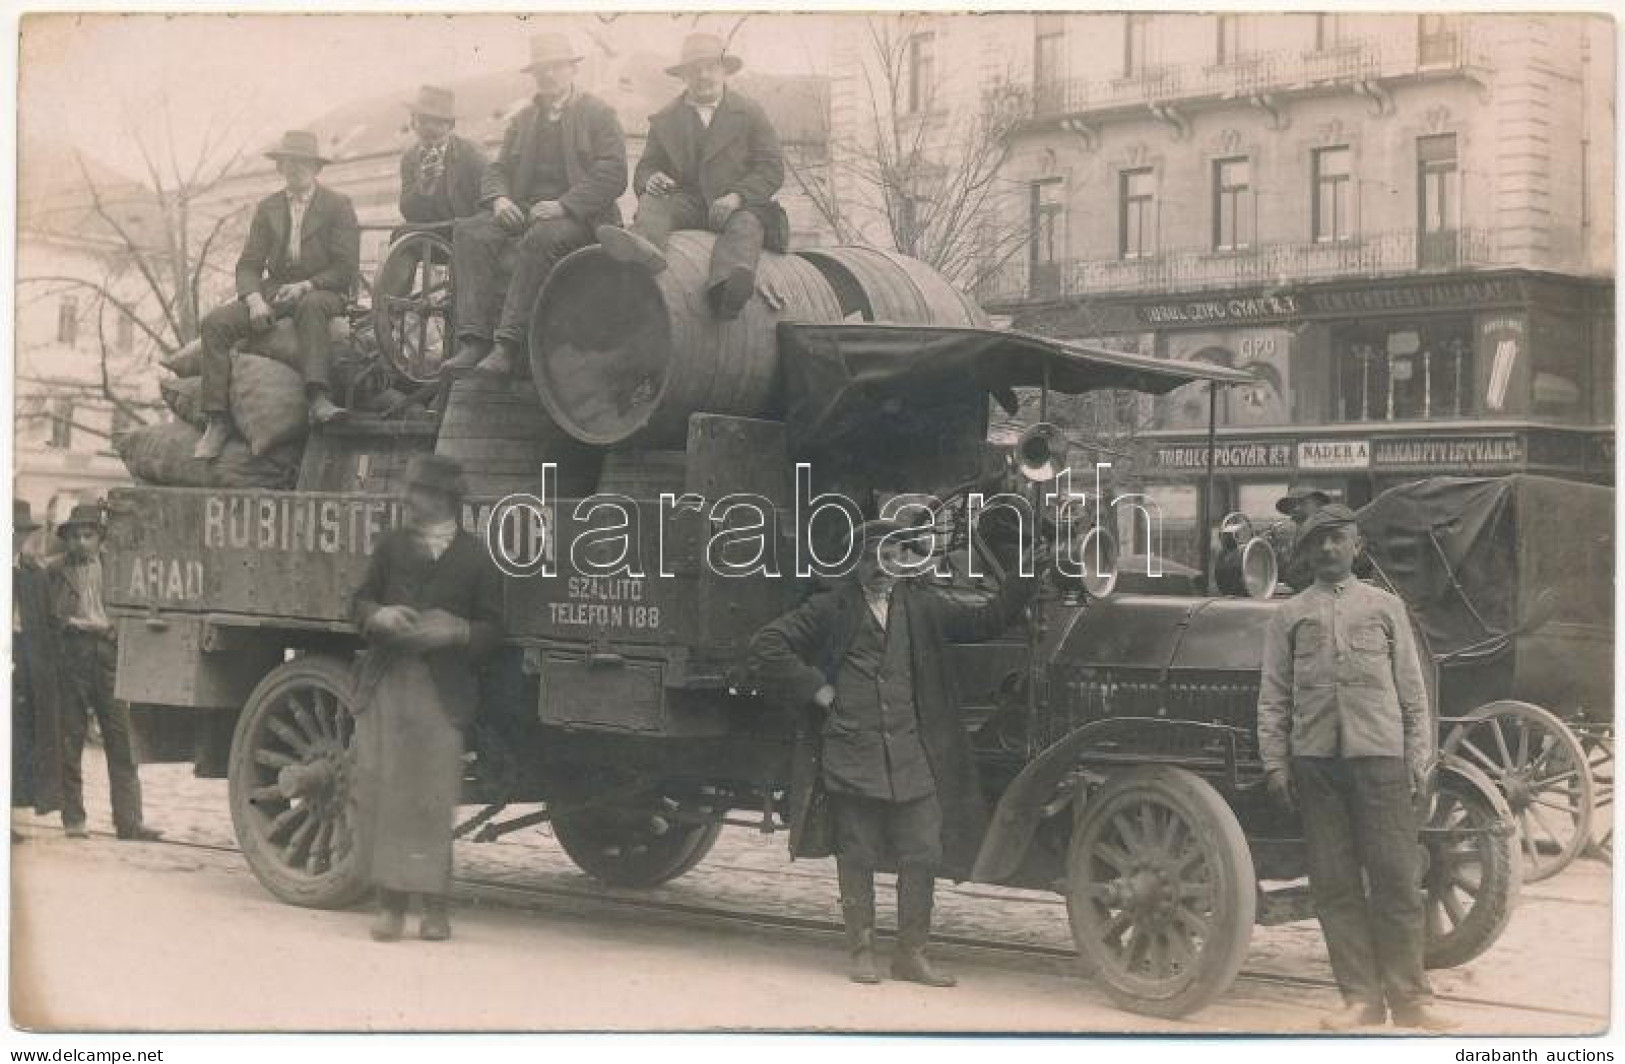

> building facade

[{"left": 978, "top": 13, "right": 1614, "bottom": 562}]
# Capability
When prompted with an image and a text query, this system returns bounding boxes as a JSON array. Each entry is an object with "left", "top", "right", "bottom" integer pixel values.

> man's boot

[
  {"left": 443, "top": 337, "right": 492, "bottom": 373},
  {"left": 836, "top": 859, "right": 881, "bottom": 984},
  {"left": 1390, "top": 1004, "right": 1460, "bottom": 1032},
  {"left": 474, "top": 341, "right": 519, "bottom": 379},
  {"left": 308, "top": 388, "right": 347, "bottom": 426},
  {"left": 371, "top": 888, "right": 407, "bottom": 942},
  {"left": 596, "top": 225, "right": 668, "bottom": 274},
  {"left": 711, "top": 266, "right": 755, "bottom": 321},
  {"left": 193, "top": 415, "right": 232, "bottom": 460},
  {"left": 892, "top": 868, "right": 956, "bottom": 987},
  {"left": 420, "top": 894, "right": 451, "bottom": 941},
  {"left": 1319, "top": 1002, "right": 1386, "bottom": 1031}
]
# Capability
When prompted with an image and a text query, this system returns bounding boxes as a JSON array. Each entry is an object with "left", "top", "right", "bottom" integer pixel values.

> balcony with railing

[
  {"left": 1030, "top": 29, "right": 1492, "bottom": 124},
  {"left": 977, "top": 228, "right": 1498, "bottom": 307}
]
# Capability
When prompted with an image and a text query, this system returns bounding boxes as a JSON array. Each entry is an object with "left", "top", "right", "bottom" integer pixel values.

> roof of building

[{"left": 17, "top": 136, "right": 165, "bottom": 247}]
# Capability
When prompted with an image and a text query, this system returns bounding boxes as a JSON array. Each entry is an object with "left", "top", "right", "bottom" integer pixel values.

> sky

[{"left": 18, "top": 12, "right": 838, "bottom": 184}]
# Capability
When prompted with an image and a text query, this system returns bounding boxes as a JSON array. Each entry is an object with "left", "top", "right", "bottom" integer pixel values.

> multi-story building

[{"left": 979, "top": 12, "right": 1613, "bottom": 560}]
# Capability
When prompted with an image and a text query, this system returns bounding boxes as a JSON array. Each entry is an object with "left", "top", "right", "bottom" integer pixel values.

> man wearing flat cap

[
  {"left": 597, "top": 32, "right": 790, "bottom": 321},
  {"left": 751, "top": 517, "right": 1035, "bottom": 987},
  {"left": 193, "top": 130, "right": 360, "bottom": 459},
  {"left": 399, "top": 85, "right": 488, "bottom": 225},
  {"left": 47, "top": 503, "right": 160, "bottom": 841},
  {"left": 1256, "top": 504, "right": 1454, "bottom": 1032},
  {"left": 446, "top": 33, "right": 628, "bottom": 379}
]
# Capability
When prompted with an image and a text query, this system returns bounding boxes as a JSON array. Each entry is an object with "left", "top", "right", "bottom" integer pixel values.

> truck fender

[{"left": 970, "top": 716, "right": 1226, "bottom": 884}]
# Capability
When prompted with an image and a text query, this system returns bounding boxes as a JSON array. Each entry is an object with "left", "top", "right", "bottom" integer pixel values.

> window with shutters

[
  {"left": 1312, "top": 147, "right": 1352, "bottom": 244},
  {"left": 1212, "top": 157, "right": 1253, "bottom": 251},
  {"left": 1119, "top": 168, "right": 1156, "bottom": 260},
  {"left": 1417, "top": 134, "right": 1459, "bottom": 268}
]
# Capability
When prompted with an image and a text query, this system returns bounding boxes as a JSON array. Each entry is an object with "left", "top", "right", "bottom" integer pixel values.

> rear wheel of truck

[
  {"left": 552, "top": 799, "right": 723, "bottom": 888},
  {"left": 228, "top": 655, "right": 369, "bottom": 909},
  {"left": 1064, "top": 766, "right": 1256, "bottom": 1019}
]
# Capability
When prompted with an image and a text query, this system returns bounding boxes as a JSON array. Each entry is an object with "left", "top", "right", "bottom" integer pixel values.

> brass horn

[
  {"left": 1216, "top": 511, "right": 1279, "bottom": 600},
  {"left": 1014, "top": 422, "right": 1069, "bottom": 482}
]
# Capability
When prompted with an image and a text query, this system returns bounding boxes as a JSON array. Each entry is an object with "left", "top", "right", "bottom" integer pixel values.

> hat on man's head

[
  {"left": 1296, "top": 503, "right": 1359, "bottom": 547},
  {"left": 56, "top": 502, "right": 105, "bottom": 540},
  {"left": 14, "top": 500, "right": 41, "bottom": 534},
  {"left": 408, "top": 85, "right": 458, "bottom": 122},
  {"left": 264, "top": 130, "right": 331, "bottom": 167},
  {"left": 1275, "top": 484, "right": 1333, "bottom": 516},
  {"left": 666, "top": 32, "right": 742, "bottom": 77},
  {"left": 403, "top": 455, "right": 469, "bottom": 504},
  {"left": 524, "top": 32, "right": 584, "bottom": 72}
]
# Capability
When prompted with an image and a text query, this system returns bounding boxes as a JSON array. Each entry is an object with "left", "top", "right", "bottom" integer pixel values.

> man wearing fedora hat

[
  {"left": 597, "top": 32, "right": 790, "bottom": 321},
  {"left": 193, "top": 130, "right": 360, "bottom": 460},
  {"left": 751, "top": 517, "right": 1036, "bottom": 987},
  {"left": 46, "top": 503, "right": 159, "bottom": 841},
  {"left": 399, "top": 85, "right": 488, "bottom": 225},
  {"left": 12, "top": 500, "right": 66, "bottom": 828},
  {"left": 446, "top": 33, "right": 628, "bottom": 379}
]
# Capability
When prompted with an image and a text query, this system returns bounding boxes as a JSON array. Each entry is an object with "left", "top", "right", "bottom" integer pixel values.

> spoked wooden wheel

[
  {"left": 1577, "top": 725, "right": 1614, "bottom": 861},
  {"left": 371, "top": 230, "right": 454, "bottom": 384},
  {"left": 227, "top": 656, "right": 368, "bottom": 909},
  {"left": 1442, "top": 701, "right": 1594, "bottom": 883},
  {"left": 551, "top": 798, "right": 723, "bottom": 888},
  {"left": 1064, "top": 767, "right": 1255, "bottom": 1018},
  {"left": 1422, "top": 758, "right": 1521, "bottom": 969}
]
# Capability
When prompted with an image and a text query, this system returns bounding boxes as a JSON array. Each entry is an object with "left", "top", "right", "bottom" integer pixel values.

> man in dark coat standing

[
  {"left": 12, "top": 500, "right": 65, "bottom": 827},
  {"left": 194, "top": 130, "right": 360, "bottom": 459},
  {"left": 398, "top": 85, "right": 487, "bottom": 224},
  {"left": 445, "top": 33, "right": 628, "bottom": 379},
  {"left": 597, "top": 32, "right": 789, "bottom": 320},
  {"left": 751, "top": 519, "right": 1034, "bottom": 986}
]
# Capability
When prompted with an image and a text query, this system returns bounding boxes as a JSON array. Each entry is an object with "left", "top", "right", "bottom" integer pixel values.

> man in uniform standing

[
  {"left": 194, "top": 130, "right": 360, "bottom": 459},
  {"left": 47, "top": 503, "right": 160, "bottom": 842},
  {"left": 596, "top": 32, "right": 789, "bottom": 320},
  {"left": 445, "top": 33, "right": 628, "bottom": 378},
  {"left": 1256, "top": 504, "right": 1454, "bottom": 1031},
  {"left": 751, "top": 519, "right": 1034, "bottom": 986},
  {"left": 398, "top": 85, "right": 487, "bottom": 224}
]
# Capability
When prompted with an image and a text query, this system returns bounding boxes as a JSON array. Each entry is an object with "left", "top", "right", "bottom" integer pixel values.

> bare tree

[{"left": 788, "top": 14, "right": 1032, "bottom": 293}]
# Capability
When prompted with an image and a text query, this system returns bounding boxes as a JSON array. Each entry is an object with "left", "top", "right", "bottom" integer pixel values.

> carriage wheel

[
  {"left": 1064, "top": 766, "right": 1255, "bottom": 1019},
  {"left": 371, "top": 231, "right": 454, "bottom": 384},
  {"left": 1422, "top": 758, "right": 1521, "bottom": 969},
  {"left": 227, "top": 656, "right": 368, "bottom": 909},
  {"left": 1442, "top": 701, "right": 1594, "bottom": 883},
  {"left": 1578, "top": 727, "right": 1614, "bottom": 861},
  {"left": 551, "top": 799, "right": 723, "bottom": 888}
]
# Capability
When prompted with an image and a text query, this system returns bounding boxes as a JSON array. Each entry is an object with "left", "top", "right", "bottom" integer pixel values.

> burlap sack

[
  {"left": 115, "top": 422, "right": 301, "bottom": 489},
  {"left": 159, "top": 376, "right": 206, "bottom": 427},
  {"left": 228, "top": 353, "right": 308, "bottom": 456}
]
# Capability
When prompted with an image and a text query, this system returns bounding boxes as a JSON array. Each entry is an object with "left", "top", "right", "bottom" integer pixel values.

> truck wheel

[
  {"left": 228, "top": 656, "right": 369, "bottom": 909},
  {"left": 552, "top": 801, "right": 723, "bottom": 888},
  {"left": 1423, "top": 757, "right": 1521, "bottom": 969},
  {"left": 1064, "top": 766, "right": 1256, "bottom": 1019}
]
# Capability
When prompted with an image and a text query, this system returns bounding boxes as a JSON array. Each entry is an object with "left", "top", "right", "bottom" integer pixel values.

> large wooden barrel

[
  {"left": 436, "top": 374, "right": 600, "bottom": 498},
  {"left": 529, "top": 231, "right": 844, "bottom": 448},
  {"left": 796, "top": 246, "right": 989, "bottom": 327}
]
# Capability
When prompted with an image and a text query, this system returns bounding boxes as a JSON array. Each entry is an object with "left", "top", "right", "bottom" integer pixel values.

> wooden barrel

[
  {"left": 530, "top": 231, "right": 844, "bottom": 448},
  {"left": 795, "top": 246, "right": 989, "bottom": 327},
  {"left": 595, "top": 449, "right": 688, "bottom": 498},
  {"left": 436, "top": 374, "right": 600, "bottom": 498}
]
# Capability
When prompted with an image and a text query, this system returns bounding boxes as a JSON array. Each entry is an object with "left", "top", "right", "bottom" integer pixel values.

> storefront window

[{"left": 1333, "top": 316, "right": 1473, "bottom": 422}]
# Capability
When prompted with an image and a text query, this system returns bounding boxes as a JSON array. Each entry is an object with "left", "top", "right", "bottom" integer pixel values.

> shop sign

[
  {"left": 1153, "top": 441, "right": 1294, "bottom": 471},
  {"left": 1137, "top": 293, "right": 1301, "bottom": 327},
  {"left": 1298, "top": 439, "right": 1371, "bottom": 470},
  {"left": 1370, "top": 435, "right": 1524, "bottom": 470},
  {"left": 1302, "top": 277, "right": 1523, "bottom": 317}
]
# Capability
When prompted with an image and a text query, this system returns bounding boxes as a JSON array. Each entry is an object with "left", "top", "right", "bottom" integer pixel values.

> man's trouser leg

[
  {"left": 56, "top": 634, "right": 96, "bottom": 828},
  {"left": 630, "top": 191, "right": 706, "bottom": 252},
  {"left": 708, "top": 209, "right": 766, "bottom": 287},
  {"left": 452, "top": 213, "right": 514, "bottom": 344},
  {"left": 886, "top": 794, "right": 943, "bottom": 951},
  {"left": 1347, "top": 756, "right": 1433, "bottom": 1013},
  {"left": 290, "top": 290, "right": 347, "bottom": 396},
  {"left": 494, "top": 216, "right": 593, "bottom": 348},
  {"left": 64, "top": 634, "right": 143, "bottom": 834},
  {"left": 199, "top": 301, "right": 259, "bottom": 415},
  {"left": 1294, "top": 756, "right": 1386, "bottom": 1012}
]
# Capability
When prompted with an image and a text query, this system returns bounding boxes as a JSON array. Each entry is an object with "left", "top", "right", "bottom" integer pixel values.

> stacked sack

[{"left": 116, "top": 318, "right": 349, "bottom": 489}]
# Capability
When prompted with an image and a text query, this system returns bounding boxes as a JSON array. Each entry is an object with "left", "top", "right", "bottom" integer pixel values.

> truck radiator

[{"left": 1046, "top": 667, "right": 1261, "bottom": 759}]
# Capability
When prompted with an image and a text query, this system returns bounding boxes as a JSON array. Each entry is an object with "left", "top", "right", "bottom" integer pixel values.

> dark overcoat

[
  {"left": 398, "top": 134, "right": 488, "bottom": 223},
  {"left": 351, "top": 528, "right": 505, "bottom": 726},
  {"left": 234, "top": 185, "right": 361, "bottom": 299},
  {"left": 750, "top": 575, "right": 1034, "bottom": 879},
  {"left": 634, "top": 89, "right": 789, "bottom": 243},
  {"left": 479, "top": 92, "right": 627, "bottom": 227},
  {"left": 12, "top": 559, "right": 65, "bottom": 813}
]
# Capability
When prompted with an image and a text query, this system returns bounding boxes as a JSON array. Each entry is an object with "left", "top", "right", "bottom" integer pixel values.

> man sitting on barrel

[
  {"left": 444, "top": 33, "right": 628, "bottom": 379},
  {"left": 193, "top": 130, "right": 360, "bottom": 460},
  {"left": 597, "top": 33, "right": 789, "bottom": 321}
]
